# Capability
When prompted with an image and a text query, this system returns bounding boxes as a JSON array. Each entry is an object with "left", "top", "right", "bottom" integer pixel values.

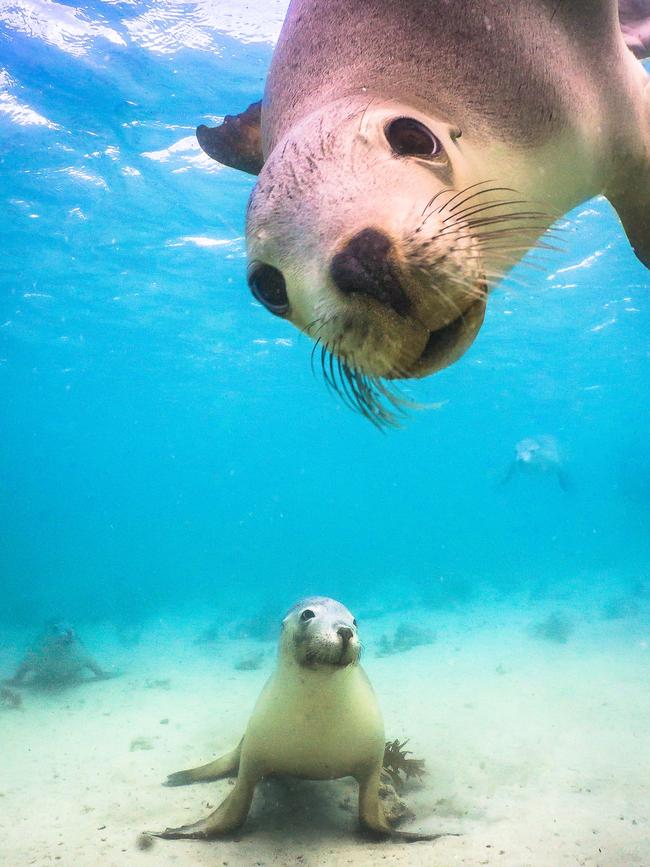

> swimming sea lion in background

[
  {"left": 501, "top": 435, "right": 570, "bottom": 491},
  {"left": 155, "top": 597, "right": 441, "bottom": 842},
  {"left": 196, "top": 0, "right": 650, "bottom": 425},
  {"left": 4, "top": 621, "right": 111, "bottom": 687}
]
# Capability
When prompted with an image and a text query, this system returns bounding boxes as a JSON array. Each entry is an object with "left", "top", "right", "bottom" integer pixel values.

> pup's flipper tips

[
  {"left": 163, "top": 770, "right": 196, "bottom": 787},
  {"left": 151, "top": 820, "right": 212, "bottom": 840},
  {"left": 197, "top": 100, "right": 263, "bottom": 175}
]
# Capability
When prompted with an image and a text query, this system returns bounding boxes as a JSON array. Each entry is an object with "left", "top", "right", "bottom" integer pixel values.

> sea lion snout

[
  {"left": 336, "top": 626, "right": 354, "bottom": 645},
  {"left": 330, "top": 228, "right": 411, "bottom": 316}
]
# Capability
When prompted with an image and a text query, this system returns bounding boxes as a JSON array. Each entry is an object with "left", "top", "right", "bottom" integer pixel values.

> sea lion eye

[
  {"left": 385, "top": 117, "right": 441, "bottom": 158},
  {"left": 300, "top": 609, "right": 316, "bottom": 622},
  {"left": 247, "top": 262, "right": 289, "bottom": 316},
  {"left": 353, "top": 619, "right": 357, "bottom": 627}
]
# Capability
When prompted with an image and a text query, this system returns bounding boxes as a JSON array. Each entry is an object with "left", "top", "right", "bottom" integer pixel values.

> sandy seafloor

[{"left": 1, "top": 596, "right": 649, "bottom": 867}]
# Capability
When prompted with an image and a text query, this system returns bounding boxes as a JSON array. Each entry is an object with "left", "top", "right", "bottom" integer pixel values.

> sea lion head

[
  {"left": 515, "top": 437, "right": 542, "bottom": 464},
  {"left": 46, "top": 621, "right": 76, "bottom": 646},
  {"left": 281, "top": 596, "right": 360, "bottom": 669},
  {"left": 515, "top": 435, "right": 560, "bottom": 467},
  {"left": 245, "top": 95, "right": 532, "bottom": 417}
]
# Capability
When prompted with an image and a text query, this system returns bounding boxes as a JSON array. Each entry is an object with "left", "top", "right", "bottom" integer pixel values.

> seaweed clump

[
  {"left": 378, "top": 622, "right": 435, "bottom": 656},
  {"left": 383, "top": 739, "right": 426, "bottom": 788},
  {"left": 530, "top": 612, "right": 573, "bottom": 644}
]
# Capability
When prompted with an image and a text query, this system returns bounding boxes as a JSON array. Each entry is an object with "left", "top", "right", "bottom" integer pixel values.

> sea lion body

[
  {"left": 198, "top": 1, "right": 650, "bottom": 425},
  {"left": 156, "top": 597, "right": 437, "bottom": 842},
  {"left": 5, "top": 621, "right": 108, "bottom": 687}
]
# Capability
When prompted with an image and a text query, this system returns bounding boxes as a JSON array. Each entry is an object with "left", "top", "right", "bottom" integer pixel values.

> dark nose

[
  {"left": 337, "top": 626, "right": 354, "bottom": 644},
  {"left": 247, "top": 262, "right": 289, "bottom": 316},
  {"left": 330, "top": 228, "right": 411, "bottom": 316}
]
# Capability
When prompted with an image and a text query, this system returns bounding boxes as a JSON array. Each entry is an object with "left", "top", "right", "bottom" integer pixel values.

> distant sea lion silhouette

[
  {"left": 501, "top": 435, "right": 570, "bottom": 491},
  {"left": 196, "top": 0, "right": 650, "bottom": 426},
  {"left": 154, "top": 597, "right": 441, "bottom": 842},
  {"left": 4, "top": 621, "right": 111, "bottom": 687}
]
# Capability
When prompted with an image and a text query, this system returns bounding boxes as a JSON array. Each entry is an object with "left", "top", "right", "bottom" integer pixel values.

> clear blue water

[{"left": 1, "top": 1, "right": 649, "bottom": 634}]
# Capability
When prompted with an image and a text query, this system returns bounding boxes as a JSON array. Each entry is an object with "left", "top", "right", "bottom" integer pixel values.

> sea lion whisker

[
  {"left": 461, "top": 211, "right": 558, "bottom": 228},
  {"left": 442, "top": 198, "right": 529, "bottom": 224},
  {"left": 445, "top": 185, "right": 521, "bottom": 214},
  {"left": 420, "top": 187, "right": 458, "bottom": 218},
  {"left": 310, "top": 336, "right": 323, "bottom": 376},
  {"left": 469, "top": 220, "right": 564, "bottom": 239},
  {"left": 471, "top": 228, "right": 562, "bottom": 244},
  {"left": 320, "top": 342, "right": 334, "bottom": 391},
  {"left": 341, "top": 362, "right": 380, "bottom": 426},
  {"left": 437, "top": 179, "right": 500, "bottom": 213},
  {"left": 335, "top": 354, "right": 360, "bottom": 413},
  {"left": 423, "top": 195, "right": 522, "bottom": 227},
  {"left": 476, "top": 237, "right": 565, "bottom": 254}
]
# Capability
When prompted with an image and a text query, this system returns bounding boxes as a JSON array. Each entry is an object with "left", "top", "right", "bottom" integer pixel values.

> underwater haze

[{"left": 1, "top": 2, "right": 650, "bottom": 865}]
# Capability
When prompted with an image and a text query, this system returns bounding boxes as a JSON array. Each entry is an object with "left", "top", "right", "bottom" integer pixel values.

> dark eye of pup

[
  {"left": 300, "top": 609, "right": 316, "bottom": 621},
  {"left": 353, "top": 619, "right": 357, "bottom": 627},
  {"left": 385, "top": 117, "right": 441, "bottom": 157}
]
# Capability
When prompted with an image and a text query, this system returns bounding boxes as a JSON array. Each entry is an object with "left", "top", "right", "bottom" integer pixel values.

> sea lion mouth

[
  {"left": 300, "top": 643, "right": 359, "bottom": 669},
  {"left": 306, "top": 286, "right": 487, "bottom": 429},
  {"left": 403, "top": 292, "right": 487, "bottom": 379}
]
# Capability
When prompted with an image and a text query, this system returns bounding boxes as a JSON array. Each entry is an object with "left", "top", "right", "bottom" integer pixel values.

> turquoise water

[{"left": 1, "top": 6, "right": 649, "bottom": 628}]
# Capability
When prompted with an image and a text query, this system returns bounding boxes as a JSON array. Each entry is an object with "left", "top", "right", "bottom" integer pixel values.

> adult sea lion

[
  {"left": 197, "top": 0, "right": 650, "bottom": 425},
  {"left": 155, "top": 596, "right": 440, "bottom": 842},
  {"left": 4, "top": 621, "right": 111, "bottom": 687}
]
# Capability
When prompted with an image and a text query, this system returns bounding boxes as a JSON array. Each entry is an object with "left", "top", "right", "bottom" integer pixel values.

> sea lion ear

[{"left": 196, "top": 100, "right": 263, "bottom": 175}]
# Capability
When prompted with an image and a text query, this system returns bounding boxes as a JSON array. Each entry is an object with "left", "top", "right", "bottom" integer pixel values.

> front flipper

[
  {"left": 357, "top": 769, "right": 451, "bottom": 843},
  {"left": 4, "top": 656, "right": 34, "bottom": 686},
  {"left": 609, "top": 162, "right": 650, "bottom": 268},
  {"left": 608, "top": 66, "right": 650, "bottom": 268},
  {"left": 154, "top": 768, "right": 257, "bottom": 839},
  {"left": 164, "top": 740, "right": 242, "bottom": 786},
  {"left": 197, "top": 101, "right": 263, "bottom": 175},
  {"left": 619, "top": 0, "right": 650, "bottom": 58}
]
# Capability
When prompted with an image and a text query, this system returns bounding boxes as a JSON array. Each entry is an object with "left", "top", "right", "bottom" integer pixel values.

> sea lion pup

[
  {"left": 4, "top": 621, "right": 111, "bottom": 688},
  {"left": 500, "top": 435, "right": 570, "bottom": 491},
  {"left": 197, "top": 0, "right": 650, "bottom": 425},
  {"left": 155, "top": 597, "right": 441, "bottom": 842}
]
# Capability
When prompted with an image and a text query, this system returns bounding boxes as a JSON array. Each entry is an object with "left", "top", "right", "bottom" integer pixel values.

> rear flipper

[
  {"left": 197, "top": 101, "right": 263, "bottom": 175},
  {"left": 85, "top": 658, "right": 118, "bottom": 679},
  {"left": 164, "top": 740, "right": 242, "bottom": 786},
  {"left": 4, "top": 658, "right": 33, "bottom": 686}
]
